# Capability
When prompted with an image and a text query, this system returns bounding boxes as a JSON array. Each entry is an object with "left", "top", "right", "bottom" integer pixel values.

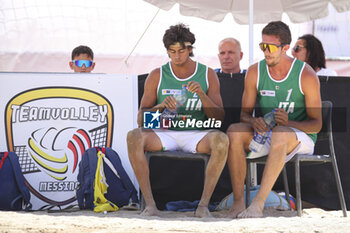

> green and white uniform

[
  {"left": 155, "top": 61, "right": 211, "bottom": 153},
  {"left": 257, "top": 58, "right": 317, "bottom": 143},
  {"left": 157, "top": 61, "right": 209, "bottom": 131}
]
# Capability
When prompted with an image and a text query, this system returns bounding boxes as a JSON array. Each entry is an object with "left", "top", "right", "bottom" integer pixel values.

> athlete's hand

[
  {"left": 274, "top": 108, "right": 289, "bottom": 126},
  {"left": 187, "top": 81, "right": 204, "bottom": 96},
  {"left": 251, "top": 117, "right": 269, "bottom": 134},
  {"left": 160, "top": 96, "right": 177, "bottom": 111}
]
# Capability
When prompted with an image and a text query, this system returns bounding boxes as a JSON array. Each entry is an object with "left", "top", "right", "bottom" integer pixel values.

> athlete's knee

[
  {"left": 270, "top": 126, "right": 295, "bottom": 147},
  {"left": 209, "top": 131, "right": 229, "bottom": 156},
  {"left": 127, "top": 128, "right": 143, "bottom": 149},
  {"left": 227, "top": 123, "right": 252, "bottom": 142}
]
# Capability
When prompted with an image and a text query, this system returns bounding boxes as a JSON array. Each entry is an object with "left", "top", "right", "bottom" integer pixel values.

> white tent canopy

[
  {"left": 144, "top": 0, "right": 350, "bottom": 24},
  {"left": 143, "top": 0, "right": 350, "bottom": 64}
]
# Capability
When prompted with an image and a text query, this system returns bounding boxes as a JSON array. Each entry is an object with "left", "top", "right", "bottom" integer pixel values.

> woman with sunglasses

[{"left": 292, "top": 34, "right": 337, "bottom": 76}]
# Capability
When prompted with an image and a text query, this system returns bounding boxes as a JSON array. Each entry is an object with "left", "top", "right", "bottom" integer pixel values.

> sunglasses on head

[
  {"left": 259, "top": 43, "right": 285, "bottom": 53},
  {"left": 73, "top": 60, "right": 93, "bottom": 68},
  {"left": 293, "top": 45, "right": 305, "bottom": 53}
]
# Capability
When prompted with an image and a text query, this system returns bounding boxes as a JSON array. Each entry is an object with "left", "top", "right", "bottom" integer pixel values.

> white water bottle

[
  {"left": 249, "top": 109, "right": 276, "bottom": 153},
  {"left": 162, "top": 86, "right": 187, "bottom": 120}
]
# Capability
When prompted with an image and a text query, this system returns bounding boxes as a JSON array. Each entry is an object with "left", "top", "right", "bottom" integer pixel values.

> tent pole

[
  {"left": 249, "top": 0, "right": 254, "bottom": 65},
  {"left": 249, "top": 0, "right": 257, "bottom": 187},
  {"left": 124, "top": 8, "right": 161, "bottom": 67}
]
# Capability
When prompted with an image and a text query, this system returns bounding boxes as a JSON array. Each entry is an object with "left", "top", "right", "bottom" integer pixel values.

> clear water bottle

[
  {"left": 162, "top": 86, "right": 187, "bottom": 120},
  {"left": 174, "top": 86, "right": 187, "bottom": 107},
  {"left": 248, "top": 109, "right": 276, "bottom": 153}
]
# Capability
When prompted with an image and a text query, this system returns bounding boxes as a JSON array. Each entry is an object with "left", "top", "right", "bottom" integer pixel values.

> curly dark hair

[
  {"left": 163, "top": 23, "right": 196, "bottom": 57},
  {"left": 298, "top": 34, "right": 326, "bottom": 71},
  {"left": 71, "top": 45, "right": 94, "bottom": 60},
  {"left": 262, "top": 21, "right": 291, "bottom": 45}
]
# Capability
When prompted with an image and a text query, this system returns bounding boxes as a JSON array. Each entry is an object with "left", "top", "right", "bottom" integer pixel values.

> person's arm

[
  {"left": 186, "top": 68, "right": 224, "bottom": 121},
  {"left": 275, "top": 65, "right": 322, "bottom": 133},
  {"left": 239, "top": 64, "right": 269, "bottom": 134},
  {"left": 137, "top": 68, "right": 177, "bottom": 126}
]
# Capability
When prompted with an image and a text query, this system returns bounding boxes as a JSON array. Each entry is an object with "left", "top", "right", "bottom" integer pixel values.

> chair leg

[
  {"left": 330, "top": 158, "right": 348, "bottom": 217},
  {"left": 282, "top": 166, "right": 291, "bottom": 210},
  {"left": 295, "top": 161, "right": 302, "bottom": 216},
  {"left": 246, "top": 162, "right": 251, "bottom": 207}
]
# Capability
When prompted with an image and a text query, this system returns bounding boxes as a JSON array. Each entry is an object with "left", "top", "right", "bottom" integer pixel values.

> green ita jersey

[
  {"left": 257, "top": 59, "right": 317, "bottom": 143},
  {"left": 157, "top": 62, "right": 208, "bottom": 130}
]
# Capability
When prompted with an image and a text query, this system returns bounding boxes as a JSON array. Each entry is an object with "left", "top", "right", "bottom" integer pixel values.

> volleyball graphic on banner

[
  {"left": 5, "top": 87, "right": 114, "bottom": 209},
  {"left": 27, "top": 127, "right": 91, "bottom": 180}
]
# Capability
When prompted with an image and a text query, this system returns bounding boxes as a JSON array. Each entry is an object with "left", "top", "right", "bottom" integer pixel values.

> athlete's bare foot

[
  {"left": 225, "top": 200, "right": 245, "bottom": 218},
  {"left": 215, "top": 210, "right": 229, "bottom": 218},
  {"left": 140, "top": 206, "right": 161, "bottom": 216},
  {"left": 237, "top": 199, "right": 264, "bottom": 218},
  {"left": 194, "top": 205, "right": 212, "bottom": 218}
]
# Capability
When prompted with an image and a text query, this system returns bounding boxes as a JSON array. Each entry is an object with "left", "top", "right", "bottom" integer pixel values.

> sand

[{"left": 0, "top": 208, "right": 349, "bottom": 233}]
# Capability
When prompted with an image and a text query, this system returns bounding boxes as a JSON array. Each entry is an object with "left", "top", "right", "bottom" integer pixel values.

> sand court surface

[{"left": 0, "top": 208, "right": 349, "bottom": 233}]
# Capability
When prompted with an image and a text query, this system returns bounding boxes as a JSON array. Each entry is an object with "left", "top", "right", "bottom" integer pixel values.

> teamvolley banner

[{"left": 0, "top": 72, "right": 138, "bottom": 210}]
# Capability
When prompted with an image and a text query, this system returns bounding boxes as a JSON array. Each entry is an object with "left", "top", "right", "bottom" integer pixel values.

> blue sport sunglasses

[{"left": 73, "top": 60, "right": 93, "bottom": 68}]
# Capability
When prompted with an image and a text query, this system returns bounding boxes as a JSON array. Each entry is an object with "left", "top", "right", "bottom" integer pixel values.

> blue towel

[{"left": 165, "top": 200, "right": 218, "bottom": 212}]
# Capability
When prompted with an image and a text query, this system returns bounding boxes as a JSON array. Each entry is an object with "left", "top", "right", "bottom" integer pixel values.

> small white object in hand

[{"left": 103, "top": 211, "right": 107, "bottom": 214}]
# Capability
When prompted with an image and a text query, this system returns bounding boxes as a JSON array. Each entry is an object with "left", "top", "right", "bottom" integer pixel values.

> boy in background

[{"left": 69, "top": 45, "right": 95, "bottom": 73}]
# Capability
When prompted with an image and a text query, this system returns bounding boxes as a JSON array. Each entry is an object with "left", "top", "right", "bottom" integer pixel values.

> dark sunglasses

[
  {"left": 73, "top": 60, "right": 93, "bottom": 68},
  {"left": 259, "top": 43, "right": 285, "bottom": 53},
  {"left": 293, "top": 45, "right": 305, "bottom": 53}
]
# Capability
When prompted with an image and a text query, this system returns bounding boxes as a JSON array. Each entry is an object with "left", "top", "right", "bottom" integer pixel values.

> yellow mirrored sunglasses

[{"left": 259, "top": 43, "right": 285, "bottom": 53}]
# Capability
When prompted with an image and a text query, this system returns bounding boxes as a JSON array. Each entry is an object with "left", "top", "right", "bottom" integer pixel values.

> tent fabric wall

[{"left": 138, "top": 73, "right": 349, "bottom": 210}]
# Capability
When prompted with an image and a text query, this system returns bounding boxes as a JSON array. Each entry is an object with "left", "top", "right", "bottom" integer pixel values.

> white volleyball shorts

[{"left": 153, "top": 129, "right": 212, "bottom": 153}]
